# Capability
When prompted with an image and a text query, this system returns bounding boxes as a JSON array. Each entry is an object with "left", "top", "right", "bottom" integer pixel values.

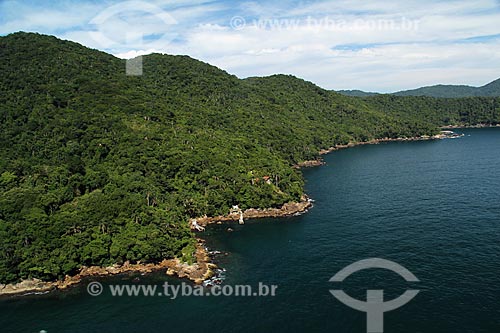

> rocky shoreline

[
  {"left": 1, "top": 129, "right": 468, "bottom": 297},
  {"left": 293, "top": 159, "right": 325, "bottom": 169},
  {"left": 0, "top": 239, "right": 216, "bottom": 297},
  {"left": 441, "top": 123, "right": 500, "bottom": 129},
  {"left": 1, "top": 196, "right": 313, "bottom": 297},
  {"left": 192, "top": 195, "right": 313, "bottom": 227},
  {"left": 295, "top": 131, "right": 463, "bottom": 168},
  {"left": 320, "top": 133, "right": 453, "bottom": 154}
]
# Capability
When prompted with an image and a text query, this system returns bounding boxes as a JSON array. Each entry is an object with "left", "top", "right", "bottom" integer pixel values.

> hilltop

[
  {"left": 0, "top": 32, "right": 499, "bottom": 285},
  {"left": 338, "top": 78, "right": 500, "bottom": 98}
]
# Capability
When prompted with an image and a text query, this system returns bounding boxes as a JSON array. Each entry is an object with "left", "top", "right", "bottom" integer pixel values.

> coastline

[
  {"left": 191, "top": 195, "right": 313, "bottom": 227},
  {"left": 0, "top": 239, "right": 216, "bottom": 297},
  {"left": 441, "top": 123, "right": 500, "bottom": 129},
  {"left": 1, "top": 196, "right": 313, "bottom": 297},
  {"left": 293, "top": 160, "right": 325, "bottom": 169},
  {"left": 0, "top": 128, "right": 469, "bottom": 297},
  {"left": 295, "top": 131, "right": 462, "bottom": 168},
  {"left": 319, "top": 133, "right": 454, "bottom": 154}
]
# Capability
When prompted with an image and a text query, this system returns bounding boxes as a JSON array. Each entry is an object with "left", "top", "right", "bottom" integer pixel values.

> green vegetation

[
  {"left": 337, "top": 90, "right": 379, "bottom": 97},
  {"left": 392, "top": 79, "right": 500, "bottom": 98},
  {"left": 338, "top": 78, "right": 500, "bottom": 98},
  {"left": 0, "top": 32, "right": 499, "bottom": 284},
  {"left": 365, "top": 95, "right": 500, "bottom": 126}
]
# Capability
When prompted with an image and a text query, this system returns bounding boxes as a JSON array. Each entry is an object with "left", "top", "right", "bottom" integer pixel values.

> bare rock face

[
  {"left": 1, "top": 195, "right": 315, "bottom": 297},
  {"left": 0, "top": 279, "right": 52, "bottom": 295},
  {"left": 317, "top": 135, "right": 450, "bottom": 157},
  {"left": 163, "top": 241, "right": 217, "bottom": 284},
  {"left": 195, "top": 195, "right": 313, "bottom": 226},
  {"left": 0, "top": 240, "right": 216, "bottom": 296},
  {"left": 293, "top": 159, "right": 325, "bottom": 169}
]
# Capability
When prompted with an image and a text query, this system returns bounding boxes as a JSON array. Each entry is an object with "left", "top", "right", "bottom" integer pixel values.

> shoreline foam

[
  {"left": 295, "top": 131, "right": 465, "bottom": 168},
  {"left": 192, "top": 195, "right": 313, "bottom": 227},
  {"left": 2, "top": 129, "right": 472, "bottom": 297},
  {"left": 0, "top": 239, "right": 216, "bottom": 296}
]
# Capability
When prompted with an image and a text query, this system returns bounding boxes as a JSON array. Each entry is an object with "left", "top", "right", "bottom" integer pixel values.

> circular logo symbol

[{"left": 87, "top": 281, "right": 104, "bottom": 296}]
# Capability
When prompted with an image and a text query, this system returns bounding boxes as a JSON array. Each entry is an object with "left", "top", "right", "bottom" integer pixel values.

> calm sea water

[{"left": 1, "top": 128, "right": 499, "bottom": 333}]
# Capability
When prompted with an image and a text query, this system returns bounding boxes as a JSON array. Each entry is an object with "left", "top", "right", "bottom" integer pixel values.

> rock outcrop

[
  {"left": 194, "top": 195, "right": 313, "bottom": 226},
  {"left": 0, "top": 240, "right": 215, "bottom": 296}
]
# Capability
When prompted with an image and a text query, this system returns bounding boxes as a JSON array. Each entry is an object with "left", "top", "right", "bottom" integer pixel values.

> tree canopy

[{"left": 0, "top": 32, "right": 498, "bottom": 284}]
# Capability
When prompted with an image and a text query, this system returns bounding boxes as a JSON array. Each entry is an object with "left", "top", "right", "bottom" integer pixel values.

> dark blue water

[{"left": 2, "top": 128, "right": 500, "bottom": 333}]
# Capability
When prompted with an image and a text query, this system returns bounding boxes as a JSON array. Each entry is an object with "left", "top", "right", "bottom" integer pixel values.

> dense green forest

[{"left": 0, "top": 32, "right": 499, "bottom": 284}]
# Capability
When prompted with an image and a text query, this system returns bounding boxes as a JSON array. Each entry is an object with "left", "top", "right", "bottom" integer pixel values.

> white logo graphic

[
  {"left": 330, "top": 258, "right": 419, "bottom": 333},
  {"left": 89, "top": 1, "right": 178, "bottom": 75}
]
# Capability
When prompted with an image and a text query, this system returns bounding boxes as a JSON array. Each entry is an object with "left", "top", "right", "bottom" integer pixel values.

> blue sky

[{"left": 1, "top": 0, "right": 500, "bottom": 92}]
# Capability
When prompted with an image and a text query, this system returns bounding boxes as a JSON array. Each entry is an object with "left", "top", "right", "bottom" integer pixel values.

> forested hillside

[
  {"left": 365, "top": 95, "right": 500, "bottom": 125},
  {"left": 336, "top": 90, "right": 379, "bottom": 97},
  {"left": 1, "top": 32, "right": 499, "bottom": 284}
]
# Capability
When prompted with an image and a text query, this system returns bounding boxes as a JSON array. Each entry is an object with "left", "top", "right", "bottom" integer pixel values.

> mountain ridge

[
  {"left": 0, "top": 31, "right": 499, "bottom": 285},
  {"left": 338, "top": 78, "right": 500, "bottom": 98}
]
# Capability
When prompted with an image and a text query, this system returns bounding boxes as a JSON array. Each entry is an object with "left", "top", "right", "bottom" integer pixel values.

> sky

[{"left": 1, "top": 0, "right": 500, "bottom": 92}]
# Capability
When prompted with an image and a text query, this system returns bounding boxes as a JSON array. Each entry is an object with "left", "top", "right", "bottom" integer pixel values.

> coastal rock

[
  {"left": 293, "top": 159, "right": 325, "bottom": 169},
  {"left": 163, "top": 242, "right": 216, "bottom": 284},
  {"left": 194, "top": 195, "right": 313, "bottom": 226},
  {"left": 0, "top": 241, "right": 215, "bottom": 296},
  {"left": 0, "top": 279, "right": 54, "bottom": 295},
  {"left": 441, "top": 123, "right": 500, "bottom": 129},
  {"left": 317, "top": 134, "right": 462, "bottom": 157}
]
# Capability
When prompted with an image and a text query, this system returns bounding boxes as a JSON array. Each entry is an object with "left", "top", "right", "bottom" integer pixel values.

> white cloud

[
  {"left": 0, "top": 1, "right": 102, "bottom": 34},
  {"left": 114, "top": 49, "right": 162, "bottom": 59},
  {"left": 1, "top": 0, "right": 500, "bottom": 91}
]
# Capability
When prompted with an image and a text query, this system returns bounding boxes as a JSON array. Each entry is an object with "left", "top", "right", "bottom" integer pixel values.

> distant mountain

[
  {"left": 0, "top": 32, "right": 441, "bottom": 284},
  {"left": 0, "top": 32, "right": 499, "bottom": 285},
  {"left": 393, "top": 78, "right": 500, "bottom": 98},
  {"left": 473, "top": 78, "right": 500, "bottom": 96},
  {"left": 336, "top": 90, "right": 379, "bottom": 97},
  {"left": 337, "top": 78, "right": 500, "bottom": 98},
  {"left": 393, "top": 85, "right": 478, "bottom": 98}
]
